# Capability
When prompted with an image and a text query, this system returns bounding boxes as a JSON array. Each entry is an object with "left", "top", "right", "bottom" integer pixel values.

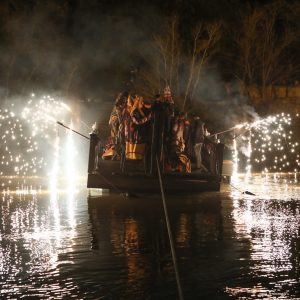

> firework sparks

[
  {"left": 0, "top": 94, "right": 75, "bottom": 180},
  {"left": 232, "top": 113, "right": 299, "bottom": 176}
]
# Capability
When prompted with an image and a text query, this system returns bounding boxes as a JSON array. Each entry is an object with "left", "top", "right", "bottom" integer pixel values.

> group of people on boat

[{"left": 97, "top": 86, "right": 219, "bottom": 174}]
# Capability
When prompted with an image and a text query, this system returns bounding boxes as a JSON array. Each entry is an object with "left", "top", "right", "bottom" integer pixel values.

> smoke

[
  {"left": 0, "top": 2, "right": 260, "bottom": 132},
  {"left": 0, "top": 1, "right": 163, "bottom": 101},
  {"left": 0, "top": 1, "right": 165, "bottom": 178},
  {"left": 192, "top": 68, "right": 260, "bottom": 131}
]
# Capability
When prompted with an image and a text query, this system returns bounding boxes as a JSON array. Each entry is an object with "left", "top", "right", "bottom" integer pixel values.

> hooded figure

[
  {"left": 108, "top": 91, "right": 129, "bottom": 140},
  {"left": 102, "top": 91, "right": 129, "bottom": 160},
  {"left": 166, "top": 111, "right": 191, "bottom": 173},
  {"left": 190, "top": 116, "right": 208, "bottom": 171}
]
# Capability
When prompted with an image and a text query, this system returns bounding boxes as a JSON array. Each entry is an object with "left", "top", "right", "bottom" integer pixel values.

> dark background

[{"left": 1, "top": 0, "right": 299, "bottom": 103}]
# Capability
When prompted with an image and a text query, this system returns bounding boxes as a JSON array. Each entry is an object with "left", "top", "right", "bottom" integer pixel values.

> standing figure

[
  {"left": 102, "top": 91, "right": 128, "bottom": 160},
  {"left": 171, "top": 112, "right": 186, "bottom": 154},
  {"left": 167, "top": 111, "right": 191, "bottom": 173},
  {"left": 190, "top": 116, "right": 208, "bottom": 171},
  {"left": 108, "top": 91, "right": 129, "bottom": 142},
  {"left": 162, "top": 85, "right": 175, "bottom": 132},
  {"left": 123, "top": 95, "right": 152, "bottom": 160}
]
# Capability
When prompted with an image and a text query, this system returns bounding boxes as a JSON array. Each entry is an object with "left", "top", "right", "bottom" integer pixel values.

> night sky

[{"left": 0, "top": 0, "right": 299, "bottom": 113}]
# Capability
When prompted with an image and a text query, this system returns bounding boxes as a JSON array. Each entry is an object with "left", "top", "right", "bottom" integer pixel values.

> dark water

[{"left": 1, "top": 174, "right": 300, "bottom": 299}]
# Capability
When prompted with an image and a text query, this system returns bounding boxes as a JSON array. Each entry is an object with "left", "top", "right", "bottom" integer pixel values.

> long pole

[
  {"left": 208, "top": 126, "right": 238, "bottom": 137},
  {"left": 56, "top": 121, "right": 90, "bottom": 140},
  {"left": 156, "top": 156, "right": 184, "bottom": 300}
]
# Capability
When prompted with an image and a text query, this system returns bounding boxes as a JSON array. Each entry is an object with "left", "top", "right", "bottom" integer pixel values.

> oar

[
  {"left": 56, "top": 121, "right": 90, "bottom": 140},
  {"left": 230, "top": 183, "right": 256, "bottom": 196},
  {"left": 156, "top": 156, "right": 184, "bottom": 300},
  {"left": 56, "top": 121, "right": 130, "bottom": 199}
]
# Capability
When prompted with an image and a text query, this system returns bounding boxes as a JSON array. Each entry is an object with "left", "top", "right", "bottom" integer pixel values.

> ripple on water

[{"left": 0, "top": 175, "right": 300, "bottom": 299}]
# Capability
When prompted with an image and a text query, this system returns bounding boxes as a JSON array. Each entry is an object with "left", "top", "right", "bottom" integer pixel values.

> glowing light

[
  {"left": 234, "top": 123, "right": 247, "bottom": 129},
  {"left": 233, "top": 113, "right": 299, "bottom": 175},
  {"left": 0, "top": 94, "right": 75, "bottom": 178}
]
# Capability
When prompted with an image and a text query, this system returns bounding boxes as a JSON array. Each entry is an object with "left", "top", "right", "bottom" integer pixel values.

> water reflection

[
  {"left": 0, "top": 125, "right": 85, "bottom": 298},
  {"left": 87, "top": 194, "right": 224, "bottom": 299},
  {"left": 0, "top": 184, "right": 86, "bottom": 298},
  {"left": 88, "top": 196, "right": 166, "bottom": 297},
  {"left": 0, "top": 174, "right": 299, "bottom": 299},
  {"left": 176, "top": 214, "right": 190, "bottom": 247},
  {"left": 225, "top": 174, "right": 300, "bottom": 298}
]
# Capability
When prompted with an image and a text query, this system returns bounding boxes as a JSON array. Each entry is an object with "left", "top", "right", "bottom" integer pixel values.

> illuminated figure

[
  {"left": 109, "top": 91, "right": 129, "bottom": 141},
  {"left": 123, "top": 95, "right": 152, "bottom": 160},
  {"left": 167, "top": 111, "right": 191, "bottom": 173},
  {"left": 102, "top": 91, "right": 128, "bottom": 160},
  {"left": 190, "top": 116, "right": 208, "bottom": 172}
]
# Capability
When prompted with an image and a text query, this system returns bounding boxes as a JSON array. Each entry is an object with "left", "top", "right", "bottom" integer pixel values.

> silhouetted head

[{"left": 115, "top": 91, "right": 129, "bottom": 107}]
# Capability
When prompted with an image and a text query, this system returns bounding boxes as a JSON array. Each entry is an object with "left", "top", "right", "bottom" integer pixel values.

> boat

[{"left": 87, "top": 99, "right": 226, "bottom": 194}]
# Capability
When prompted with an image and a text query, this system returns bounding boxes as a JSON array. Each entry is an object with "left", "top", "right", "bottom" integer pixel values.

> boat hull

[
  {"left": 87, "top": 130, "right": 224, "bottom": 193},
  {"left": 87, "top": 171, "right": 221, "bottom": 193}
]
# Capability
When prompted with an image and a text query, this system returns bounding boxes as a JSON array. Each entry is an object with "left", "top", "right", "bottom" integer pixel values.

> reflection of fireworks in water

[
  {"left": 0, "top": 94, "right": 74, "bottom": 179},
  {"left": 233, "top": 113, "right": 300, "bottom": 175}
]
